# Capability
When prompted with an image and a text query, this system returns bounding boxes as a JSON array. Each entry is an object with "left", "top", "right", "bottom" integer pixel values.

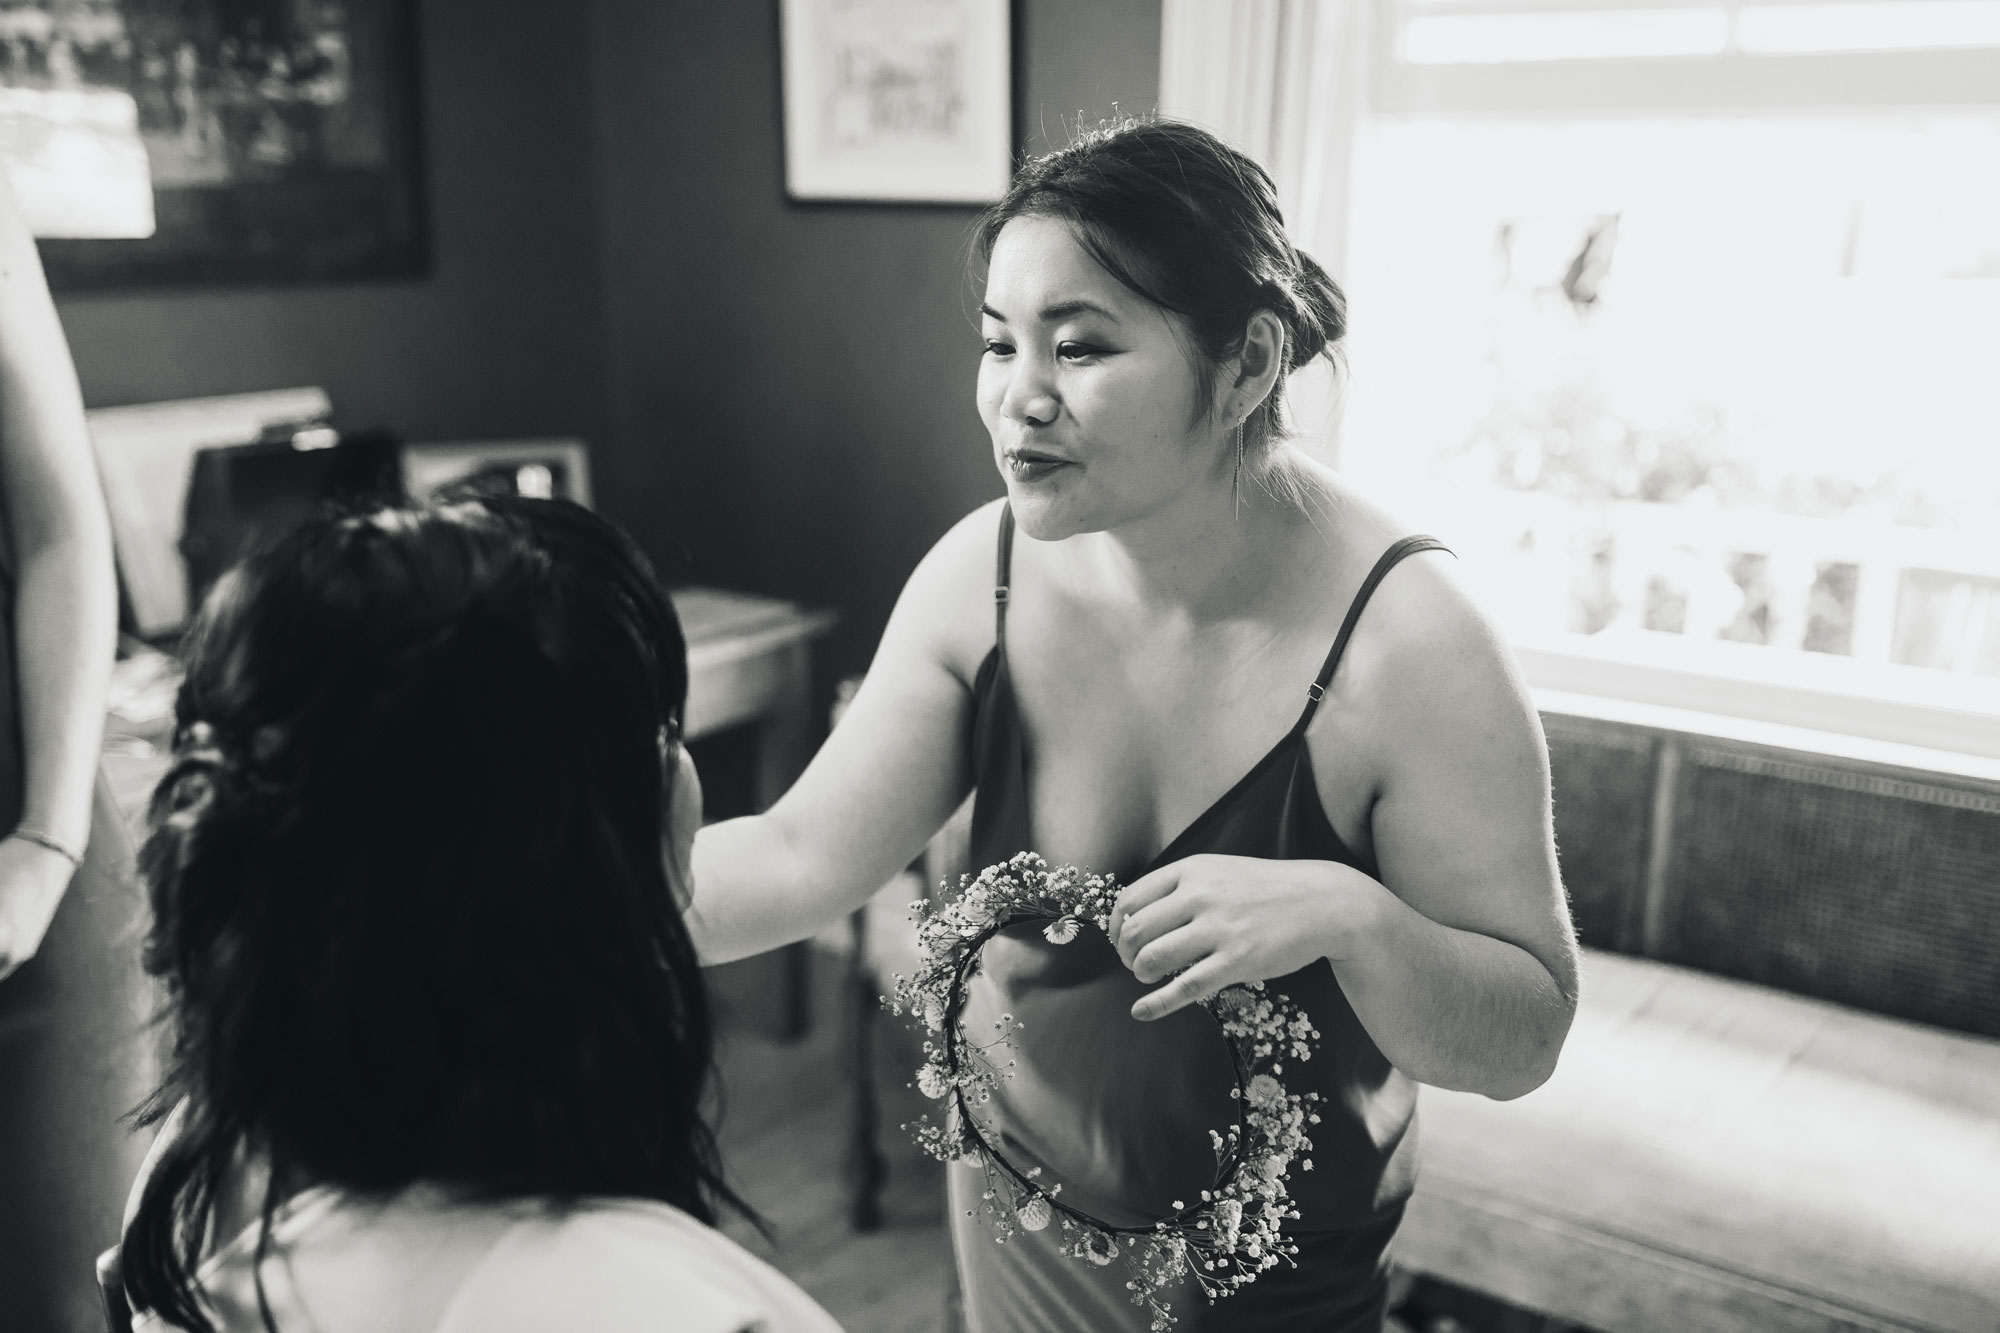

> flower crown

[{"left": 886, "top": 853, "right": 1322, "bottom": 1331}]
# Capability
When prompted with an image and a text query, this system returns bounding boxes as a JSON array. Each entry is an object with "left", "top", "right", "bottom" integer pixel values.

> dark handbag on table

[{"left": 179, "top": 426, "right": 403, "bottom": 614}]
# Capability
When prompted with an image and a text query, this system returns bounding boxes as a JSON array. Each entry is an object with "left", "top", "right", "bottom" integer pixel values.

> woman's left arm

[
  {"left": 0, "top": 170, "right": 118, "bottom": 982},
  {"left": 1114, "top": 560, "right": 1579, "bottom": 1099}
]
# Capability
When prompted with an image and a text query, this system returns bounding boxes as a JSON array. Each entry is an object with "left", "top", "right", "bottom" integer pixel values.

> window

[
  {"left": 1334, "top": 0, "right": 2000, "bottom": 756},
  {"left": 1400, "top": 0, "right": 2000, "bottom": 64}
]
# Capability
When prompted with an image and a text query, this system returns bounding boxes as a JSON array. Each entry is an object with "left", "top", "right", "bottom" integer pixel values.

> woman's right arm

[{"left": 687, "top": 502, "right": 1002, "bottom": 964}]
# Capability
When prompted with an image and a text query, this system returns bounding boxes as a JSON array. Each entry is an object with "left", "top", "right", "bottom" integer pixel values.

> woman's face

[{"left": 977, "top": 216, "right": 1225, "bottom": 540}]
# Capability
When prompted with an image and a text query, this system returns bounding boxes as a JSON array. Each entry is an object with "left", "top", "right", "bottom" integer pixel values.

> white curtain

[
  {"left": 1159, "top": 0, "right": 1376, "bottom": 460},
  {"left": 1158, "top": 0, "right": 1375, "bottom": 277}
]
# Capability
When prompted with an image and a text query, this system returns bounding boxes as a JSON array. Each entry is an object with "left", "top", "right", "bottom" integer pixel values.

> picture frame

[
  {"left": 1, "top": 0, "right": 427, "bottom": 290},
  {"left": 779, "top": 0, "right": 1011, "bottom": 205},
  {"left": 402, "top": 438, "right": 595, "bottom": 510}
]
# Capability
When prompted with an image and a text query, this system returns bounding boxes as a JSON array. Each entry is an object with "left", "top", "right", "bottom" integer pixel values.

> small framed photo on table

[
  {"left": 402, "top": 439, "right": 594, "bottom": 509},
  {"left": 779, "top": 0, "right": 1012, "bottom": 205}
]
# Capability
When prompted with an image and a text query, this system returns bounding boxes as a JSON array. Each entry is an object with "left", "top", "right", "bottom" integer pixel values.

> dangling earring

[{"left": 1231, "top": 422, "right": 1245, "bottom": 517}]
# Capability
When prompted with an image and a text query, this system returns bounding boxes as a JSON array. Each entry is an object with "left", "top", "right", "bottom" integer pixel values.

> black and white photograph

[{"left": 0, "top": 2, "right": 1996, "bottom": 1332}]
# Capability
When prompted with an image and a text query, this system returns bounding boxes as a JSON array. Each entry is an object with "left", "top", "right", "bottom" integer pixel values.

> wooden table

[
  {"left": 679, "top": 588, "right": 838, "bottom": 802},
  {"left": 102, "top": 586, "right": 838, "bottom": 1040},
  {"left": 677, "top": 588, "right": 838, "bottom": 1039}
]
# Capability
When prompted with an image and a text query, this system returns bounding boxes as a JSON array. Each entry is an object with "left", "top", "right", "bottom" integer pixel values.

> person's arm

[
  {"left": 1113, "top": 554, "right": 1578, "bottom": 1099},
  {"left": 0, "top": 169, "right": 118, "bottom": 982},
  {"left": 1310, "top": 556, "right": 1577, "bottom": 1095},
  {"left": 687, "top": 503, "right": 1000, "bottom": 965}
]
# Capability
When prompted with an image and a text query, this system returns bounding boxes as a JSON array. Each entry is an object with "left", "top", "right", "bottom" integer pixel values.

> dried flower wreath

[{"left": 886, "top": 853, "right": 1323, "bottom": 1331}]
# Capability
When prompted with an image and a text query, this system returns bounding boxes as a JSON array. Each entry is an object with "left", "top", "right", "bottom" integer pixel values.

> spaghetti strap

[
  {"left": 994, "top": 504, "right": 1016, "bottom": 654},
  {"left": 1295, "top": 534, "right": 1452, "bottom": 732}
]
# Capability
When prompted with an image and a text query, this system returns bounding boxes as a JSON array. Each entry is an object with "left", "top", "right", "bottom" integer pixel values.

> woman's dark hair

[
  {"left": 977, "top": 117, "right": 1347, "bottom": 452},
  {"left": 122, "top": 494, "right": 740, "bottom": 1331}
]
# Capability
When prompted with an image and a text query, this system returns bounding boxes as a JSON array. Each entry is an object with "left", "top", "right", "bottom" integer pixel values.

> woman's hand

[
  {"left": 1108, "top": 854, "right": 1392, "bottom": 1022},
  {"left": 0, "top": 835, "right": 77, "bottom": 982}
]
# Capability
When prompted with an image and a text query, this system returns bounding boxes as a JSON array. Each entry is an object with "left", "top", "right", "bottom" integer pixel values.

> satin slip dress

[{"left": 947, "top": 507, "right": 1450, "bottom": 1332}]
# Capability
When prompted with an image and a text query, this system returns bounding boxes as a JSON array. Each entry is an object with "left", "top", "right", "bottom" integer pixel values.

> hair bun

[{"left": 1286, "top": 250, "right": 1346, "bottom": 370}]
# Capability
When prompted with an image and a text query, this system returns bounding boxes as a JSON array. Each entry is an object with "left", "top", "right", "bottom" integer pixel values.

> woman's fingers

[
  {"left": 1113, "top": 889, "right": 1202, "bottom": 969},
  {"left": 1108, "top": 863, "right": 1184, "bottom": 947},
  {"left": 1129, "top": 921, "right": 1213, "bottom": 985},
  {"left": 1132, "top": 955, "right": 1233, "bottom": 1022}
]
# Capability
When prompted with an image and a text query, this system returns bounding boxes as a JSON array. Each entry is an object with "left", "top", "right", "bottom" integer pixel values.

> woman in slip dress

[{"left": 690, "top": 119, "right": 1580, "bottom": 1331}]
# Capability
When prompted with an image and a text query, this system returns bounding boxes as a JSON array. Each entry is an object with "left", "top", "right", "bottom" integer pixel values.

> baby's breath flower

[
  {"left": 1082, "top": 1232, "right": 1121, "bottom": 1266},
  {"left": 1016, "top": 1194, "right": 1052, "bottom": 1231}
]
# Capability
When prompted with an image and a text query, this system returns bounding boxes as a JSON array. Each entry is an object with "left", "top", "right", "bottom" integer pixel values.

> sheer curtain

[
  {"left": 1159, "top": 0, "right": 1372, "bottom": 275},
  {"left": 1158, "top": 0, "right": 1375, "bottom": 459}
]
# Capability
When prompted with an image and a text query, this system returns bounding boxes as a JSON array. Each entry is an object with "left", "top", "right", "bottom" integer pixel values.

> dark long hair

[
  {"left": 977, "top": 117, "right": 1347, "bottom": 451},
  {"left": 122, "top": 495, "right": 741, "bottom": 1331}
]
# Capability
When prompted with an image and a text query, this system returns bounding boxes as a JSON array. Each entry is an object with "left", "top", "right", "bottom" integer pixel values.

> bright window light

[
  {"left": 1400, "top": 0, "right": 2000, "bottom": 65},
  {"left": 1403, "top": 8, "right": 1730, "bottom": 63},
  {"left": 1341, "top": 114, "right": 2000, "bottom": 690},
  {"left": 1737, "top": 1, "right": 2000, "bottom": 53}
]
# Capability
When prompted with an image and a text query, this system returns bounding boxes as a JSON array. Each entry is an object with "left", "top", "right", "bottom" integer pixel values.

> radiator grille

[
  {"left": 1545, "top": 722, "right": 1654, "bottom": 953},
  {"left": 1661, "top": 749, "right": 2000, "bottom": 1039}
]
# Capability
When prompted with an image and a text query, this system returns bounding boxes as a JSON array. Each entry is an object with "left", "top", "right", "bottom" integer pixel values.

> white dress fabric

[{"left": 130, "top": 1186, "right": 843, "bottom": 1333}]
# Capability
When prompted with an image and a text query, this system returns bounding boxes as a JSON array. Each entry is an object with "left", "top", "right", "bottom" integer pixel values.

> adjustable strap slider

[
  {"left": 1306, "top": 681, "right": 1326, "bottom": 702},
  {"left": 994, "top": 586, "right": 1010, "bottom": 604}
]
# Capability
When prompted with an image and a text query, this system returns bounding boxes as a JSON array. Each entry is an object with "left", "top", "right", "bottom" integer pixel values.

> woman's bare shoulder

[
  {"left": 1296, "top": 471, "right": 1531, "bottom": 751},
  {"left": 1337, "top": 536, "right": 1539, "bottom": 781},
  {"left": 887, "top": 497, "right": 1011, "bottom": 688}
]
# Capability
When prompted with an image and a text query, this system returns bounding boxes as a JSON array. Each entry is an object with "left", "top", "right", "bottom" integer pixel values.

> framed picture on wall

[
  {"left": 779, "top": 0, "right": 1011, "bottom": 205},
  {"left": 0, "top": 0, "right": 426, "bottom": 290}
]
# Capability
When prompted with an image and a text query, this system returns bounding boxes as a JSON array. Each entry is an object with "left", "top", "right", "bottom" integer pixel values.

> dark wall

[
  {"left": 53, "top": 0, "right": 610, "bottom": 449},
  {"left": 590, "top": 0, "right": 1164, "bottom": 677},
  {"left": 46, "top": 0, "right": 1164, "bottom": 677}
]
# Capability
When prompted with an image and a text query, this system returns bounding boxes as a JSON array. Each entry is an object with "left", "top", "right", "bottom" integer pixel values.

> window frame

[{"left": 1372, "top": 0, "right": 2000, "bottom": 112}]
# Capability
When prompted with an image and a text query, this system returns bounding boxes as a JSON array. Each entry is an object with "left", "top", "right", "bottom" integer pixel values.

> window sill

[{"left": 1516, "top": 630, "right": 2000, "bottom": 782}]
